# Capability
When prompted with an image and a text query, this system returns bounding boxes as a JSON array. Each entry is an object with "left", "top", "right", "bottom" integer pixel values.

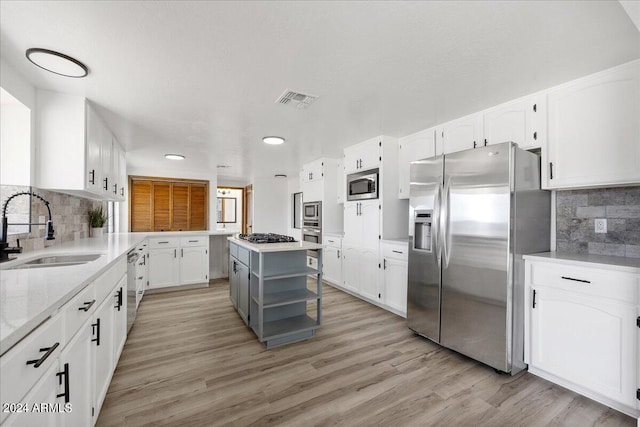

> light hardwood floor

[{"left": 98, "top": 281, "right": 636, "bottom": 426}]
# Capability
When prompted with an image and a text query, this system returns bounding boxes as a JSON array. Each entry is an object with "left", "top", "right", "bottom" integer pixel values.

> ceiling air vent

[{"left": 275, "top": 89, "right": 318, "bottom": 109}]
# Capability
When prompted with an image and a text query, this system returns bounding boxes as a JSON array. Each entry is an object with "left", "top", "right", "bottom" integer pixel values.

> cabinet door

[
  {"left": 336, "top": 159, "right": 345, "bottom": 204},
  {"left": 398, "top": 128, "right": 435, "bottom": 199},
  {"left": 359, "top": 138, "right": 381, "bottom": 172},
  {"left": 359, "top": 200, "right": 380, "bottom": 249},
  {"left": 544, "top": 61, "right": 640, "bottom": 189},
  {"left": 59, "top": 324, "right": 92, "bottom": 427},
  {"left": 93, "top": 294, "right": 114, "bottom": 418},
  {"left": 148, "top": 248, "right": 179, "bottom": 288},
  {"left": 341, "top": 247, "right": 360, "bottom": 293},
  {"left": 100, "top": 130, "right": 113, "bottom": 197},
  {"left": 229, "top": 257, "right": 238, "bottom": 308},
  {"left": 3, "top": 363, "right": 60, "bottom": 427},
  {"left": 440, "top": 113, "right": 483, "bottom": 154},
  {"left": 483, "top": 97, "right": 539, "bottom": 149},
  {"left": 113, "top": 276, "right": 127, "bottom": 361},
  {"left": 180, "top": 246, "right": 208, "bottom": 285},
  {"left": 236, "top": 262, "right": 250, "bottom": 325},
  {"left": 530, "top": 287, "right": 637, "bottom": 407},
  {"left": 304, "top": 159, "right": 323, "bottom": 182},
  {"left": 359, "top": 247, "right": 379, "bottom": 301},
  {"left": 383, "top": 258, "right": 408, "bottom": 314},
  {"left": 85, "top": 105, "right": 103, "bottom": 195},
  {"left": 343, "top": 203, "right": 360, "bottom": 247},
  {"left": 323, "top": 246, "right": 341, "bottom": 285},
  {"left": 117, "top": 145, "right": 126, "bottom": 201}
]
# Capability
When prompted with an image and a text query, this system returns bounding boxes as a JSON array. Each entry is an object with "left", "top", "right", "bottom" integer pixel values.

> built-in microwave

[
  {"left": 346, "top": 169, "right": 378, "bottom": 201},
  {"left": 303, "top": 201, "right": 322, "bottom": 228}
]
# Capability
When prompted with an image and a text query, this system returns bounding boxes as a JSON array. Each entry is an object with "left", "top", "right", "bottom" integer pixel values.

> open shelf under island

[{"left": 227, "top": 236, "right": 323, "bottom": 348}]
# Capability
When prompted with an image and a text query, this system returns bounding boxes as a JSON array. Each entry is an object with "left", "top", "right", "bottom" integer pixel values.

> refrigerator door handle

[
  {"left": 433, "top": 183, "right": 443, "bottom": 267},
  {"left": 441, "top": 178, "right": 452, "bottom": 269}
]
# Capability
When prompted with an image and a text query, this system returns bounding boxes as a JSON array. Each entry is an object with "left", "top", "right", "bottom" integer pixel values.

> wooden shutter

[
  {"left": 129, "top": 176, "right": 208, "bottom": 232},
  {"left": 130, "top": 180, "right": 152, "bottom": 232},
  {"left": 153, "top": 182, "right": 171, "bottom": 231},
  {"left": 189, "top": 184, "right": 207, "bottom": 231},
  {"left": 171, "top": 184, "right": 189, "bottom": 231}
]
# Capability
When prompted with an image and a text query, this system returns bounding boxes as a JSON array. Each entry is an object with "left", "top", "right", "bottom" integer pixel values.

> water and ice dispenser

[{"left": 414, "top": 210, "right": 432, "bottom": 252}]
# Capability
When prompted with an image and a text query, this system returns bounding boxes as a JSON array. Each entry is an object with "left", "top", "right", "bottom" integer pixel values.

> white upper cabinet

[
  {"left": 398, "top": 128, "right": 435, "bottom": 199},
  {"left": 117, "top": 143, "right": 127, "bottom": 201},
  {"left": 344, "top": 137, "right": 381, "bottom": 174},
  {"left": 36, "top": 90, "right": 125, "bottom": 201},
  {"left": 483, "top": 94, "right": 546, "bottom": 151},
  {"left": 437, "top": 113, "right": 483, "bottom": 154},
  {"left": 543, "top": 60, "right": 640, "bottom": 189},
  {"left": 302, "top": 158, "right": 324, "bottom": 182},
  {"left": 336, "top": 158, "right": 345, "bottom": 204}
]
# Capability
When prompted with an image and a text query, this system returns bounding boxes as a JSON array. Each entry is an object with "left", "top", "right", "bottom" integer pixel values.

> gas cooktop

[{"left": 238, "top": 233, "right": 297, "bottom": 244}]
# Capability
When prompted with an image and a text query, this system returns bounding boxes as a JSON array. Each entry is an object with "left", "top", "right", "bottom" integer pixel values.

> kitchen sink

[{"left": 3, "top": 254, "right": 103, "bottom": 270}]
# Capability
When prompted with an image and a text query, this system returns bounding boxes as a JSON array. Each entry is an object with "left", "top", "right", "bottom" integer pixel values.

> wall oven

[
  {"left": 303, "top": 201, "right": 322, "bottom": 229},
  {"left": 302, "top": 201, "right": 322, "bottom": 258},
  {"left": 347, "top": 169, "right": 378, "bottom": 201}
]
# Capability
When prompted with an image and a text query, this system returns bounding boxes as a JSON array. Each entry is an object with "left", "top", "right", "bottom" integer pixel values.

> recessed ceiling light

[
  {"left": 25, "top": 48, "right": 88, "bottom": 78},
  {"left": 274, "top": 174, "right": 287, "bottom": 178},
  {"left": 263, "top": 136, "right": 285, "bottom": 145},
  {"left": 216, "top": 165, "right": 231, "bottom": 169},
  {"left": 165, "top": 154, "right": 185, "bottom": 160}
]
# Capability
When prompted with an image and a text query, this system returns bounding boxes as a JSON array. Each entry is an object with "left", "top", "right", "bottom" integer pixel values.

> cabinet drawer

[
  {"left": 324, "top": 236, "right": 342, "bottom": 249},
  {"left": 529, "top": 262, "right": 638, "bottom": 303},
  {"left": 63, "top": 283, "right": 96, "bottom": 342},
  {"left": 135, "top": 240, "right": 148, "bottom": 254},
  {"left": 381, "top": 242, "right": 409, "bottom": 261},
  {"left": 95, "top": 258, "right": 126, "bottom": 304},
  {"left": 180, "top": 236, "right": 207, "bottom": 247},
  {"left": 0, "top": 313, "right": 63, "bottom": 414},
  {"left": 148, "top": 237, "right": 179, "bottom": 249},
  {"left": 237, "top": 245, "right": 250, "bottom": 266},
  {"left": 307, "top": 256, "right": 318, "bottom": 270},
  {"left": 229, "top": 242, "right": 238, "bottom": 259}
]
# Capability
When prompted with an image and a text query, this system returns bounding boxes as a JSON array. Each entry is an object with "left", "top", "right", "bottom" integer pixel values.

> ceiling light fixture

[
  {"left": 274, "top": 174, "right": 287, "bottom": 178},
  {"left": 25, "top": 48, "right": 88, "bottom": 78},
  {"left": 165, "top": 154, "right": 185, "bottom": 160},
  {"left": 263, "top": 136, "right": 285, "bottom": 145}
]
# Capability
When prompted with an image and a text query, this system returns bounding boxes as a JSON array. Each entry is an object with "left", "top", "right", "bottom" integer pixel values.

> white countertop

[
  {"left": 228, "top": 236, "right": 323, "bottom": 253},
  {"left": 0, "top": 230, "right": 227, "bottom": 355},
  {"left": 523, "top": 252, "right": 640, "bottom": 274}
]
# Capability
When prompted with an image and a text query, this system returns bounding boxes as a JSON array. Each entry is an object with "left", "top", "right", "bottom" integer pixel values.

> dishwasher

[{"left": 126, "top": 250, "right": 139, "bottom": 332}]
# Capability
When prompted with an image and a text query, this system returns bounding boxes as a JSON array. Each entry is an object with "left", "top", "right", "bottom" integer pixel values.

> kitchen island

[{"left": 228, "top": 236, "right": 323, "bottom": 348}]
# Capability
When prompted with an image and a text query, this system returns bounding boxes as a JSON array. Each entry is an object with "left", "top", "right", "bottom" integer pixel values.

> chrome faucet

[{"left": 0, "top": 191, "right": 55, "bottom": 262}]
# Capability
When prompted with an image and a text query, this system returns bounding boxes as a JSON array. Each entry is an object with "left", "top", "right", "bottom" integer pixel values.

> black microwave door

[{"left": 349, "top": 177, "right": 375, "bottom": 196}]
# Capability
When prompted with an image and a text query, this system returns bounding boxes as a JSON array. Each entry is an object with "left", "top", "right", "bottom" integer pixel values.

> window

[{"left": 292, "top": 192, "right": 302, "bottom": 229}]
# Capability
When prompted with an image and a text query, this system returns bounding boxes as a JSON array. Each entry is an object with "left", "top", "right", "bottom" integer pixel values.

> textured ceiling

[{"left": 1, "top": 1, "right": 638, "bottom": 181}]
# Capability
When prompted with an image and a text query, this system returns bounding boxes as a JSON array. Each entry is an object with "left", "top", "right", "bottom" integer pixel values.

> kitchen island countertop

[{"left": 227, "top": 236, "right": 323, "bottom": 253}]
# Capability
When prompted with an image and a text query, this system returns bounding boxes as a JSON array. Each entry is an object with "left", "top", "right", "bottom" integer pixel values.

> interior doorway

[
  {"left": 216, "top": 186, "right": 244, "bottom": 232},
  {"left": 244, "top": 184, "right": 253, "bottom": 234}
]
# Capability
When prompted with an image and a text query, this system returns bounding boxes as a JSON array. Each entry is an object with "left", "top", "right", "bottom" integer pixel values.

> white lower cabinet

[
  {"left": 524, "top": 257, "right": 639, "bottom": 418},
  {"left": 93, "top": 287, "right": 115, "bottom": 419},
  {"left": 322, "top": 241, "right": 342, "bottom": 286},
  {"left": 59, "top": 324, "right": 92, "bottom": 426},
  {"left": 3, "top": 363, "right": 60, "bottom": 426},
  {"left": 148, "top": 236, "right": 209, "bottom": 289},
  {"left": 0, "top": 257, "right": 127, "bottom": 426},
  {"left": 379, "top": 241, "right": 408, "bottom": 316}
]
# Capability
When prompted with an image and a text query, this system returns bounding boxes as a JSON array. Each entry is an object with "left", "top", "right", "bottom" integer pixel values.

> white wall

[
  {"left": 1, "top": 100, "right": 30, "bottom": 186},
  {"left": 287, "top": 176, "right": 302, "bottom": 240},
  {"left": 122, "top": 167, "right": 218, "bottom": 232},
  {"left": 252, "top": 176, "right": 288, "bottom": 235},
  {"left": 1, "top": 56, "right": 36, "bottom": 186}
]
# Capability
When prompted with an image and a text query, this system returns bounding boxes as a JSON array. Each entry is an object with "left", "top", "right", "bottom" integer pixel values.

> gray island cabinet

[{"left": 228, "top": 237, "right": 323, "bottom": 348}]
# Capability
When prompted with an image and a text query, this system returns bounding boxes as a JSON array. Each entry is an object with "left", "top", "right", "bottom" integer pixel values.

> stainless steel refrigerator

[{"left": 407, "top": 142, "right": 550, "bottom": 374}]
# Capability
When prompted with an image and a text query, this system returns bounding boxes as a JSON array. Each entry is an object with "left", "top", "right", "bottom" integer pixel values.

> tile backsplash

[
  {"left": 556, "top": 186, "right": 640, "bottom": 258},
  {"left": 1, "top": 185, "right": 104, "bottom": 253}
]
